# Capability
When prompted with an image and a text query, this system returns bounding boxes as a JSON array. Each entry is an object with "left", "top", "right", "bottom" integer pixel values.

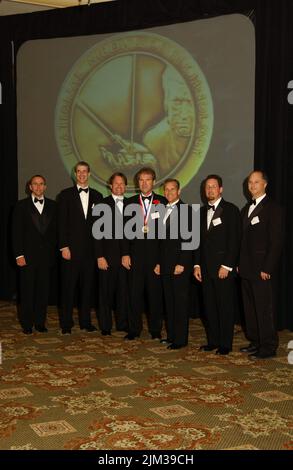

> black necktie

[
  {"left": 34, "top": 198, "right": 43, "bottom": 204},
  {"left": 250, "top": 199, "right": 256, "bottom": 205},
  {"left": 208, "top": 204, "right": 215, "bottom": 211},
  {"left": 79, "top": 187, "right": 88, "bottom": 193}
]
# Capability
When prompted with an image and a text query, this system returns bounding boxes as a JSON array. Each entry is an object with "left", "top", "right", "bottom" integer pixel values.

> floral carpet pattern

[{"left": 0, "top": 302, "right": 293, "bottom": 450}]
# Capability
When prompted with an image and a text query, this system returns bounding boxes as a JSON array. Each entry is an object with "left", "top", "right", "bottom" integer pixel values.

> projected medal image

[{"left": 55, "top": 31, "right": 213, "bottom": 194}]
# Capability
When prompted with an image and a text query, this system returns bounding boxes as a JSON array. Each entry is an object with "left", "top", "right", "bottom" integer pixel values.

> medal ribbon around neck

[{"left": 139, "top": 194, "right": 154, "bottom": 230}]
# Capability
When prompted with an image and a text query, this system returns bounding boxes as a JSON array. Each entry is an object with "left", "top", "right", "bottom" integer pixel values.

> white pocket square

[
  {"left": 251, "top": 216, "right": 260, "bottom": 225},
  {"left": 212, "top": 217, "right": 222, "bottom": 226}
]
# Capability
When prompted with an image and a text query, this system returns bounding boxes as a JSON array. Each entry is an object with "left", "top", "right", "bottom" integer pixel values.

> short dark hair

[
  {"left": 163, "top": 178, "right": 180, "bottom": 189},
  {"left": 29, "top": 174, "right": 46, "bottom": 186},
  {"left": 204, "top": 174, "right": 223, "bottom": 188},
  {"left": 135, "top": 167, "right": 156, "bottom": 184},
  {"left": 108, "top": 172, "right": 127, "bottom": 186},
  {"left": 249, "top": 170, "right": 269, "bottom": 183},
  {"left": 74, "top": 161, "right": 90, "bottom": 173}
]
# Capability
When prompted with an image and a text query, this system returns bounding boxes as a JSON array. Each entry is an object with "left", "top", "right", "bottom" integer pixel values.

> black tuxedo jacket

[
  {"left": 239, "top": 196, "right": 284, "bottom": 280},
  {"left": 58, "top": 186, "right": 103, "bottom": 261},
  {"left": 159, "top": 200, "right": 194, "bottom": 275},
  {"left": 194, "top": 199, "right": 241, "bottom": 279},
  {"left": 12, "top": 197, "right": 57, "bottom": 267},
  {"left": 122, "top": 192, "right": 167, "bottom": 268},
  {"left": 94, "top": 194, "right": 127, "bottom": 266}
]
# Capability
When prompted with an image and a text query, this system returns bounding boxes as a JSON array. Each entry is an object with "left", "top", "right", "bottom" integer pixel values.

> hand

[
  {"left": 61, "top": 247, "right": 71, "bottom": 260},
  {"left": 97, "top": 257, "right": 109, "bottom": 270},
  {"left": 122, "top": 255, "right": 131, "bottom": 270},
  {"left": 154, "top": 264, "right": 160, "bottom": 275},
  {"left": 193, "top": 266, "right": 202, "bottom": 282},
  {"left": 218, "top": 266, "right": 229, "bottom": 279},
  {"left": 260, "top": 271, "right": 271, "bottom": 280},
  {"left": 174, "top": 264, "right": 184, "bottom": 275},
  {"left": 16, "top": 256, "right": 26, "bottom": 267}
]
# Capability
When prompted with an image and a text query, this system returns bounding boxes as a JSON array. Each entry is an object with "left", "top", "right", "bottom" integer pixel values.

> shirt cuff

[{"left": 221, "top": 264, "right": 233, "bottom": 271}]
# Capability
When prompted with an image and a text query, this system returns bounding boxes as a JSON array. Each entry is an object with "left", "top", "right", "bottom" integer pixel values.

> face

[
  {"left": 138, "top": 172, "right": 154, "bottom": 195},
  {"left": 248, "top": 172, "right": 267, "bottom": 199},
  {"left": 111, "top": 176, "right": 126, "bottom": 196},
  {"left": 164, "top": 181, "right": 180, "bottom": 204},
  {"left": 167, "top": 90, "right": 194, "bottom": 137},
  {"left": 29, "top": 177, "right": 46, "bottom": 198},
  {"left": 75, "top": 165, "right": 90, "bottom": 187},
  {"left": 205, "top": 178, "right": 223, "bottom": 203}
]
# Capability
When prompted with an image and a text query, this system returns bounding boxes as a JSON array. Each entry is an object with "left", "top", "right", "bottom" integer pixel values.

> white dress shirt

[
  {"left": 32, "top": 194, "right": 44, "bottom": 214},
  {"left": 77, "top": 185, "right": 89, "bottom": 218},
  {"left": 207, "top": 197, "right": 221, "bottom": 229},
  {"left": 163, "top": 199, "right": 179, "bottom": 224},
  {"left": 112, "top": 194, "right": 124, "bottom": 214},
  {"left": 248, "top": 193, "right": 266, "bottom": 217}
]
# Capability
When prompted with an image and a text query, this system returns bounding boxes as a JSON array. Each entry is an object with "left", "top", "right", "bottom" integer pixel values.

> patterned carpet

[{"left": 0, "top": 301, "right": 293, "bottom": 451}]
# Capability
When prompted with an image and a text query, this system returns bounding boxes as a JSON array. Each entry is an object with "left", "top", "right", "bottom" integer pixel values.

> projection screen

[{"left": 17, "top": 13, "right": 255, "bottom": 207}]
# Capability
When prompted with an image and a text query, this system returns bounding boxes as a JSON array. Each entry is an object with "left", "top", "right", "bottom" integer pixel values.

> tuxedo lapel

[
  {"left": 201, "top": 206, "right": 208, "bottom": 236},
  {"left": 29, "top": 199, "right": 42, "bottom": 232},
  {"left": 87, "top": 189, "right": 96, "bottom": 220},
  {"left": 40, "top": 199, "right": 53, "bottom": 234},
  {"left": 137, "top": 194, "right": 144, "bottom": 225},
  {"left": 242, "top": 204, "right": 251, "bottom": 230}
]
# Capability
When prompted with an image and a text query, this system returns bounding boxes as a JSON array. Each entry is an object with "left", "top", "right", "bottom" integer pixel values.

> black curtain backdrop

[{"left": 0, "top": 0, "right": 292, "bottom": 329}]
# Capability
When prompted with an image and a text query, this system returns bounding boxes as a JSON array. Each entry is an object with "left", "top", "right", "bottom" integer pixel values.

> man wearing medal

[{"left": 122, "top": 167, "right": 166, "bottom": 340}]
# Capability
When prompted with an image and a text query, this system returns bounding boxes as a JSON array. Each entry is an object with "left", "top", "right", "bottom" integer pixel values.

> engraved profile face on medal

[{"left": 55, "top": 32, "right": 213, "bottom": 195}]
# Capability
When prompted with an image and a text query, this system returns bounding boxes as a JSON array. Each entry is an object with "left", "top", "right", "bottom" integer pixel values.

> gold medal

[
  {"left": 55, "top": 32, "right": 213, "bottom": 196},
  {"left": 142, "top": 225, "right": 149, "bottom": 233}
]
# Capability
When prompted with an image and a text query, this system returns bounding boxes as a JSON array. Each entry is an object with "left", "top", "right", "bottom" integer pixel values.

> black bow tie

[
  {"left": 250, "top": 199, "right": 256, "bottom": 205},
  {"left": 208, "top": 204, "right": 215, "bottom": 211},
  {"left": 142, "top": 195, "right": 151, "bottom": 201},
  {"left": 34, "top": 198, "right": 43, "bottom": 204},
  {"left": 79, "top": 187, "right": 88, "bottom": 193}
]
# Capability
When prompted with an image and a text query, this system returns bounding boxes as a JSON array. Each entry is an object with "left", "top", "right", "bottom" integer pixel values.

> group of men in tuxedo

[{"left": 12, "top": 165, "right": 284, "bottom": 359}]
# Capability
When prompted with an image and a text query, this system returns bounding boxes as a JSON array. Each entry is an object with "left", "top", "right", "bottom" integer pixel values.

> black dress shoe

[
  {"left": 101, "top": 330, "right": 111, "bottom": 336},
  {"left": 249, "top": 351, "right": 276, "bottom": 360},
  {"left": 151, "top": 333, "right": 162, "bottom": 340},
  {"left": 124, "top": 333, "right": 139, "bottom": 340},
  {"left": 23, "top": 328, "right": 33, "bottom": 335},
  {"left": 240, "top": 344, "right": 258, "bottom": 353},
  {"left": 160, "top": 338, "right": 172, "bottom": 344},
  {"left": 167, "top": 343, "right": 184, "bottom": 350},
  {"left": 81, "top": 325, "right": 97, "bottom": 332},
  {"left": 35, "top": 326, "right": 48, "bottom": 333},
  {"left": 62, "top": 328, "right": 71, "bottom": 335},
  {"left": 199, "top": 344, "right": 218, "bottom": 351},
  {"left": 216, "top": 347, "right": 230, "bottom": 355}
]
